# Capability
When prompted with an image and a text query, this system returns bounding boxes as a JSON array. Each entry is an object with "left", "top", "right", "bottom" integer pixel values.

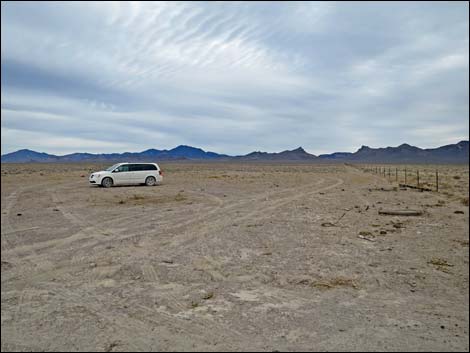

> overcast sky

[{"left": 1, "top": 1, "right": 469, "bottom": 156}]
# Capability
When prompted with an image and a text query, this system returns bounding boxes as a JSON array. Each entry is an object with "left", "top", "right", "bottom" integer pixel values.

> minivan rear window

[{"left": 129, "top": 164, "right": 157, "bottom": 171}]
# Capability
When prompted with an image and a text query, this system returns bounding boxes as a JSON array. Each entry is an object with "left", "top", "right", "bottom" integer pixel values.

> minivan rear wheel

[
  {"left": 145, "top": 176, "right": 156, "bottom": 186},
  {"left": 101, "top": 177, "right": 113, "bottom": 188}
]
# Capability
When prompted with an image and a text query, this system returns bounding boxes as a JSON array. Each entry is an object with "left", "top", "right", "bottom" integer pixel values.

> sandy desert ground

[{"left": 1, "top": 162, "right": 469, "bottom": 352}]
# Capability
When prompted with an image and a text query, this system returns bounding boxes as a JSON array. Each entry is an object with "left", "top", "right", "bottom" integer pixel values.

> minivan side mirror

[{"left": 112, "top": 169, "right": 119, "bottom": 173}]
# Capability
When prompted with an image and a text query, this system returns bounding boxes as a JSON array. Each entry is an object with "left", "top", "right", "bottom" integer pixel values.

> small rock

[
  {"left": 202, "top": 292, "right": 214, "bottom": 300},
  {"left": 454, "top": 210, "right": 464, "bottom": 214},
  {"left": 380, "top": 231, "right": 387, "bottom": 235},
  {"left": 16, "top": 213, "right": 22, "bottom": 216},
  {"left": 162, "top": 259, "right": 174, "bottom": 264},
  {"left": 89, "top": 262, "right": 97, "bottom": 268}
]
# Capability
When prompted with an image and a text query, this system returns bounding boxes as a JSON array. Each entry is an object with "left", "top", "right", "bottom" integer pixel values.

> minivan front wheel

[
  {"left": 101, "top": 177, "right": 113, "bottom": 188},
  {"left": 145, "top": 176, "right": 156, "bottom": 186}
]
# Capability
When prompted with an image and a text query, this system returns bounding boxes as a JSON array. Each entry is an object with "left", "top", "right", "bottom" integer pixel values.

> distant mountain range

[
  {"left": 318, "top": 141, "right": 469, "bottom": 163},
  {"left": 1, "top": 141, "right": 468, "bottom": 164}
]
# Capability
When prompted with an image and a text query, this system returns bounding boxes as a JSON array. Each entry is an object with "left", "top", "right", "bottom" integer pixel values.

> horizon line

[{"left": 2, "top": 140, "right": 469, "bottom": 158}]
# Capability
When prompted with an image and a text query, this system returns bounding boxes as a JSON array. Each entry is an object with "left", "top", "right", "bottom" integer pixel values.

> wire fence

[{"left": 360, "top": 166, "right": 443, "bottom": 191}]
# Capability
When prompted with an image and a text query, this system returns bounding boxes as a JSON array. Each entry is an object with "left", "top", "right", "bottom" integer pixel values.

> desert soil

[{"left": 1, "top": 162, "right": 469, "bottom": 352}]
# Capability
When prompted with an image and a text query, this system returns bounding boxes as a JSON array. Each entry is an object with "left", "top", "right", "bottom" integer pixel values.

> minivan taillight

[{"left": 159, "top": 170, "right": 163, "bottom": 176}]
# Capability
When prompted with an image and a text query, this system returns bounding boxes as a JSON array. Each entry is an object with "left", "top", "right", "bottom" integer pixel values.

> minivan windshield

[{"left": 106, "top": 163, "right": 121, "bottom": 171}]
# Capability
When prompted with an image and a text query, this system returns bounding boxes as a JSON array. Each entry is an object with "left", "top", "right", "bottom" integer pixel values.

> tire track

[
  {"left": 166, "top": 176, "right": 344, "bottom": 250},
  {"left": 46, "top": 285, "right": 257, "bottom": 351},
  {"left": 141, "top": 264, "right": 159, "bottom": 282},
  {"left": 3, "top": 177, "right": 329, "bottom": 291},
  {"left": 3, "top": 177, "right": 324, "bottom": 265}
]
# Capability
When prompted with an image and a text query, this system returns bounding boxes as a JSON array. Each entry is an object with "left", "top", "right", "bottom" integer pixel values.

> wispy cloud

[{"left": 1, "top": 1, "right": 468, "bottom": 155}]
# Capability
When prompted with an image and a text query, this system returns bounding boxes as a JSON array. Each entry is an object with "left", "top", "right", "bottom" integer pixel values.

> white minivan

[{"left": 89, "top": 162, "right": 163, "bottom": 187}]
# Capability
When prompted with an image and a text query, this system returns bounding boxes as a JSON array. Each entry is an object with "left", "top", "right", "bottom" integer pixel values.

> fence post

[
  {"left": 396, "top": 168, "right": 398, "bottom": 182},
  {"left": 405, "top": 168, "right": 407, "bottom": 184},
  {"left": 417, "top": 170, "right": 420, "bottom": 188},
  {"left": 388, "top": 168, "right": 390, "bottom": 180},
  {"left": 436, "top": 170, "right": 439, "bottom": 192}
]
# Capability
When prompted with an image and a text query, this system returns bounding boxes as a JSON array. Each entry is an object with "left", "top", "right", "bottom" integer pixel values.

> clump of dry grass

[
  {"left": 312, "top": 277, "right": 358, "bottom": 290},
  {"left": 453, "top": 239, "right": 469, "bottom": 247},
  {"left": 208, "top": 174, "right": 230, "bottom": 179},
  {"left": 428, "top": 258, "right": 453, "bottom": 267},
  {"left": 428, "top": 258, "right": 454, "bottom": 273},
  {"left": 174, "top": 192, "right": 187, "bottom": 202}
]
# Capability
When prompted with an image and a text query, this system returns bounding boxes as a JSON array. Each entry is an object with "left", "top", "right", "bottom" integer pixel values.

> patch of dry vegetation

[{"left": 312, "top": 277, "right": 358, "bottom": 290}]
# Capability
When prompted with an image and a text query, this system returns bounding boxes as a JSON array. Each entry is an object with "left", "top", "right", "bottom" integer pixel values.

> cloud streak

[{"left": 1, "top": 1, "right": 468, "bottom": 155}]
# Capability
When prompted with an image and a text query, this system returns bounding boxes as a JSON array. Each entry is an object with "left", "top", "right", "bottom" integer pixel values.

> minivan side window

[
  {"left": 115, "top": 165, "right": 129, "bottom": 172},
  {"left": 128, "top": 164, "right": 141, "bottom": 172},
  {"left": 144, "top": 164, "right": 157, "bottom": 170}
]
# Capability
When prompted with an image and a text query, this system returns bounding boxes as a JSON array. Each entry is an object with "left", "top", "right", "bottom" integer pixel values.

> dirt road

[{"left": 1, "top": 163, "right": 468, "bottom": 351}]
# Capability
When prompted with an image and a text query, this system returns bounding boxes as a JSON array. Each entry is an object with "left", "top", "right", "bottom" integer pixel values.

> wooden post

[
  {"left": 405, "top": 168, "right": 407, "bottom": 184},
  {"left": 396, "top": 168, "right": 398, "bottom": 182},
  {"left": 417, "top": 170, "right": 420, "bottom": 188},
  {"left": 388, "top": 168, "right": 390, "bottom": 179},
  {"left": 436, "top": 170, "right": 439, "bottom": 192}
]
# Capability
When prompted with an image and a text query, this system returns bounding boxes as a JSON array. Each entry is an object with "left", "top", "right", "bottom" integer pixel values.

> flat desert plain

[{"left": 1, "top": 162, "right": 469, "bottom": 352}]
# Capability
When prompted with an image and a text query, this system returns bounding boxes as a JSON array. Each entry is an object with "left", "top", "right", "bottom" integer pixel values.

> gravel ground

[{"left": 1, "top": 162, "right": 468, "bottom": 351}]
